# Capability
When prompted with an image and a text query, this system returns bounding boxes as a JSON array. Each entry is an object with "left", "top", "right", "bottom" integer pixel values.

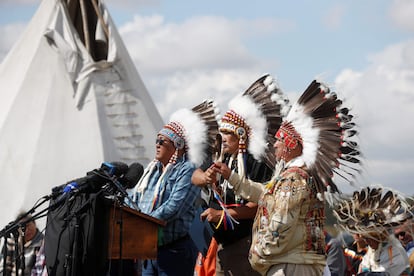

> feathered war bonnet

[
  {"left": 133, "top": 100, "right": 219, "bottom": 208},
  {"left": 277, "top": 80, "right": 362, "bottom": 201},
  {"left": 333, "top": 186, "right": 414, "bottom": 239},
  {"left": 219, "top": 74, "right": 289, "bottom": 177},
  {"left": 160, "top": 99, "right": 220, "bottom": 167}
]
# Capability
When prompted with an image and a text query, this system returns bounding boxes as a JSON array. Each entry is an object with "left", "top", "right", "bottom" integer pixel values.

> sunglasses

[{"left": 155, "top": 138, "right": 169, "bottom": 146}]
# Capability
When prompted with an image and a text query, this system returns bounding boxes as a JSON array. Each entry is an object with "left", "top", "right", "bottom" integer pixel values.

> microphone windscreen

[
  {"left": 122, "top": 162, "right": 144, "bottom": 189},
  {"left": 101, "top": 161, "right": 129, "bottom": 176}
]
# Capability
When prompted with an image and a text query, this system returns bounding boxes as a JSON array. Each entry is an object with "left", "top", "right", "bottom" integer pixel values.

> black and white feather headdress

[
  {"left": 190, "top": 99, "right": 221, "bottom": 163},
  {"left": 281, "top": 80, "right": 362, "bottom": 196},
  {"left": 219, "top": 74, "right": 290, "bottom": 171},
  {"left": 333, "top": 186, "right": 414, "bottom": 236},
  {"left": 132, "top": 99, "right": 220, "bottom": 204},
  {"left": 169, "top": 99, "right": 220, "bottom": 167}
]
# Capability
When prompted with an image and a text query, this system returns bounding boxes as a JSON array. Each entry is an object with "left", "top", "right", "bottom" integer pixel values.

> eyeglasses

[{"left": 155, "top": 138, "right": 169, "bottom": 146}]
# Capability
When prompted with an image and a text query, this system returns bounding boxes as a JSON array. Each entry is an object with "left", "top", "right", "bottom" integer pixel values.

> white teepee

[{"left": 0, "top": 0, "right": 163, "bottom": 229}]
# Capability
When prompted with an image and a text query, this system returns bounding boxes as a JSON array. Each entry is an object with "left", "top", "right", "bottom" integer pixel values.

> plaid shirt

[
  {"left": 133, "top": 156, "right": 199, "bottom": 246},
  {"left": 0, "top": 229, "right": 43, "bottom": 276},
  {"left": 30, "top": 240, "right": 47, "bottom": 276}
]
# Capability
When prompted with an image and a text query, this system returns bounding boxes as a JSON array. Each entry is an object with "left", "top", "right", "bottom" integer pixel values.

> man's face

[
  {"left": 23, "top": 220, "right": 37, "bottom": 242},
  {"left": 155, "top": 135, "right": 176, "bottom": 165},
  {"left": 273, "top": 137, "right": 286, "bottom": 161},
  {"left": 220, "top": 131, "right": 239, "bottom": 155},
  {"left": 396, "top": 231, "right": 411, "bottom": 245}
]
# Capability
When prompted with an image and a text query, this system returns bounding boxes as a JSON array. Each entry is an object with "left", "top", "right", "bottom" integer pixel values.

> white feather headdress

[
  {"left": 279, "top": 80, "right": 362, "bottom": 194},
  {"left": 133, "top": 100, "right": 219, "bottom": 205},
  {"left": 168, "top": 99, "right": 220, "bottom": 167},
  {"left": 220, "top": 74, "right": 290, "bottom": 169}
]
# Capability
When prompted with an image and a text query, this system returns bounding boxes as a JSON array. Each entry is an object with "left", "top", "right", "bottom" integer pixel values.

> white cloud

[
  {"left": 119, "top": 15, "right": 257, "bottom": 74},
  {"left": 118, "top": 15, "right": 285, "bottom": 119},
  {"left": 335, "top": 40, "right": 414, "bottom": 191},
  {"left": 147, "top": 69, "right": 266, "bottom": 120},
  {"left": 389, "top": 0, "right": 414, "bottom": 32}
]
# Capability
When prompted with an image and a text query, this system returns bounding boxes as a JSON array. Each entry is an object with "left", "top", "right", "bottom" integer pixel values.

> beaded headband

[
  {"left": 275, "top": 121, "right": 303, "bottom": 149},
  {"left": 219, "top": 110, "right": 250, "bottom": 140},
  {"left": 158, "top": 121, "right": 186, "bottom": 150}
]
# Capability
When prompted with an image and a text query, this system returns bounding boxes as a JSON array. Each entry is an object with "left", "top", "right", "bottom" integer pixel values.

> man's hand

[
  {"left": 200, "top": 208, "right": 223, "bottom": 223},
  {"left": 203, "top": 164, "right": 217, "bottom": 184},
  {"left": 192, "top": 166, "right": 217, "bottom": 186},
  {"left": 212, "top": 162, "right": 231, "bottom": 180}
]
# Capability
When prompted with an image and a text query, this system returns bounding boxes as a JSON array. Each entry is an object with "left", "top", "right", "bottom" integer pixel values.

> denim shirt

[{"left": 132, "top": 156, "right": 200, "bottom": 246}]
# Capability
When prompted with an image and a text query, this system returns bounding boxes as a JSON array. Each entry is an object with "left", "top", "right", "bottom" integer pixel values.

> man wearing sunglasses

[{"left": 130, "top": 108, "right": 211, "bottom": 276}]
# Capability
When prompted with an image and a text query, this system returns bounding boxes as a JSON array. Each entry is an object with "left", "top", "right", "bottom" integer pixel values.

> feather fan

[{"left": 333, "top": 186, "right": 414, "bottom": 235}]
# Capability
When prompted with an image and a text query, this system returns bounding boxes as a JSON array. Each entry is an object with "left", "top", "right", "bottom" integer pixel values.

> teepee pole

[
  {"left": 91, "top": 0, "right": 109, "bottom": 41},
  {"left": 79, "top": 0, "right": 91, "bottom": 52}
]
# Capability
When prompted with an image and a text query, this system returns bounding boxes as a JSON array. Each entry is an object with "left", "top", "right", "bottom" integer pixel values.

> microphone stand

[
  {"left": 64, "top": 182, "right": 125, "bottom": 276},
  {"left": 62, "top": 188, "right": 107, "bottom": 276},
  {"left": 105, "top": 172, "right": 140, "bottom": 211},
  {"left": 13, "top": 230, "right": 20, "bottom": 275},
  {"left": 0, "top": 195, "right": 50, "bottom": 237},
  {"left": 15, "top": 226, "right": 29, "bottom": 276},
  {"left": 102, "top": 172, "right": 137, "bottom": 276},
  {"left": 2, "top": 234, "right": 6, "bottom": 274},
  {"left": 0, "top": 189, "right": 85, "bottom": 276},
  {"left": 118, "top": 203, "right": 124, "bottom": 276},
  {"left": 23, "top": 180, "right": 107, "bottom": 276},
  {"left": 0, "top": 170, "right": 136, "bottom": 276},
  {"left": 69, "top": 215, "right": 79, "bottom": 276},
  {"left": 106, "top": 174, "right": 127, "bottom": 276},
  {"left": 2, "top": 232, "right": 8, "bottom": 275}
]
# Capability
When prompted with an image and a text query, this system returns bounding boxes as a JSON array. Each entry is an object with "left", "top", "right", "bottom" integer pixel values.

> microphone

[
  {"left": 105, "top": 162, "right": 143, "bottom": 196},
  {"left": 50, "top": 182, "right": 79, "bottom": 208},
  {"left": 104, "top": 162, "right": 144, "bottom": 211},
  {"left": 121, "top": 162, "right": 144, "bottom": 189},
  {"left": 100, "top": 161, "right": 128, "bottom": 177},
  {"left": 49, "top": 162, "right": 128, "bottom": 210},
  {"left": 52, "top": 161, "right": 129, "bottom": 195},
  {"left": 49, "top": 161, "right": 140, "bottom": 210}
]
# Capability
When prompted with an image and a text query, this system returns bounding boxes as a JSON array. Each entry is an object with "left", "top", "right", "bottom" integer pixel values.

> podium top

[{"left": 110, "top": 203, "right": 166, "bottom": 227}]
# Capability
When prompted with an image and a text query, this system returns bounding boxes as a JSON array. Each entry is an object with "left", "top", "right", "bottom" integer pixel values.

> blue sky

[{"left": 0, "top": 0, "right": 414, "bottom": 195}]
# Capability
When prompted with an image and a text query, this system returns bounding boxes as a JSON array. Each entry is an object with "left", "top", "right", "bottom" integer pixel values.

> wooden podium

[{"left": 107, "top": 204, "right": 166, "bottom": 260}]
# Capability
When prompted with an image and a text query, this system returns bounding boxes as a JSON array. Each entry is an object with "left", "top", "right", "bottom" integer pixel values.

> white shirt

[{"left": 359, "top": 235, "right": 409, "bottom": 276}]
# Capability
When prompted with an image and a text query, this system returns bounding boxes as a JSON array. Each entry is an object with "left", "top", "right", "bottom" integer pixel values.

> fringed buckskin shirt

[{"left": 228, "top": 163, "right": 326, "bottom": 275}]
